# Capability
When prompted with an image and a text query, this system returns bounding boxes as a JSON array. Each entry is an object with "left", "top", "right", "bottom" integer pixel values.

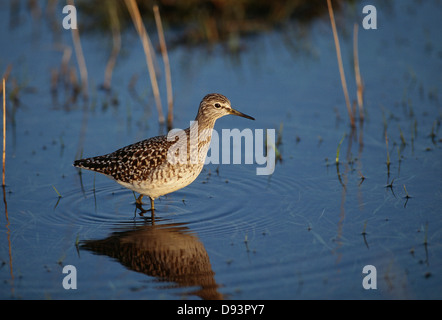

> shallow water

[{"left": 0, "top": 0, "right": 441, "bottom": 299}]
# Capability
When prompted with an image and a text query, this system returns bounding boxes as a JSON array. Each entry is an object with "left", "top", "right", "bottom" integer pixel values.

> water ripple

[{"left": 53, "top": 165, "right": 314, "bottom": 241}]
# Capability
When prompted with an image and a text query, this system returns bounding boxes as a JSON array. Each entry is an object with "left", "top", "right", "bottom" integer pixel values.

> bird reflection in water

[{"left": 81, "top": 218, "right": 223, "bottom": 300}]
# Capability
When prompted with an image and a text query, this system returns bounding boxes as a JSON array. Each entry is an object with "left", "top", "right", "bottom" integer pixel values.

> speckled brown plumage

[
  {"left": 74, "top": 136, "right": 173, "bottom": 183},
  {"left": 73, "top": 93, "right": 254, "bottom": 212}
]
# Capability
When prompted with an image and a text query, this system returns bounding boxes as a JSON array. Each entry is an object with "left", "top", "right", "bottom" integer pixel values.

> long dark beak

[{"left": 229, "top": 108, "right": 255, "bottom": 120}]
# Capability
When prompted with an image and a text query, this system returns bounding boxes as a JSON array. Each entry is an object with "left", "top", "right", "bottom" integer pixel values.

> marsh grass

[
  {"left": 275, "top": 123, "right": 283, "bottom": 163},
  {"left": 334, "top": 133, "right": 348, "bottom": 190},
  {"left": 2, "top": 180, "right": 13, "bottom": 295},
  {"left": 403, "top": 184, "right": 411, "bottom": 199},
  {"left": 429, "top": 120, "right": 438, "bottom": 145},
  {"left": 335, "top": 133, "right": 346, "bottom": 165},
  {"left": 326, "top": 0, "right": 354, "bottom": 128},
  {"left": 385, "top": 131, "right": 391, "bottom": 176},
  {"left": 52, "top": 185, "right": 63, "bottom": 209},
  {"left": 353, "top": 23, "right": 364, "bottom": 123},
  {"left": 422, "top": 222, "right": 428, "bottom": 246},
  {"left": 265, "top": 127, "right": 282, "bottom": 164},
  {"left": 153, "top": 5, "right": 174, "bottom": 130},
  {"left": 361, "top": 220, "right": 369, "bottom": 249},
  {"left": 102, "top": 1, "right": 121, "bottom": 91},
  {"left": 52, "top": 185, "right": 62, "bottom": 198},
  {"left": 125, "top": 0, "right": 164, "bottom": 124},
  {"left": 398, "top": 125, "right": 407, "bottom": 146},
  {"left": 2, "top": 77, "right": 5, "bottom": 186},
  {"left": 358, "top": 170, "right": 365, "bottom": 186},
  {"left": 403, "top": 184, "right": 412, "bottom": 208},
  {"left": 51, "top": 44, "right": 85, "bottom": 106},
  {"left": 67, "top": 0, "right": 89, "bottom": 101}
]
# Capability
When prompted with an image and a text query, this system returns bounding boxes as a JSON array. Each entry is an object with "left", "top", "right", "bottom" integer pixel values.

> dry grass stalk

[
  {"left": 385, "top": 130, "right": 391, "bottom": 177},
  {"left": 153, "top": 5, "right": 173, "bottom": 129},
  {"left": 326, "top": 0, "right": 354, "bottom": 127},
  {"left": 353, "top": 23, "right": 364, "bottom": 122},
  {"left": 2, "top": 78, "right": 6, "bottom": 186},
  {"left": 2, "top": 77, "right": 13, "bottom": 284},
  {"left": 103, "top": 2, "right": 121, "bottom": 90},
  {"left": 67, "top": 0, "right": 88, "bottom": 100},
  {"left": 125, "top": 0, "right": 164, "bottom": 124},
  {"left": 0, "top": 65, "right": 12, "bottom": 95}
]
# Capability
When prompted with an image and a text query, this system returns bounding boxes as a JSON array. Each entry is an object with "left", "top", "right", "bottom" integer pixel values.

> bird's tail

[{"left": 73, "top": 157, "right": 111, "bottom": 174}]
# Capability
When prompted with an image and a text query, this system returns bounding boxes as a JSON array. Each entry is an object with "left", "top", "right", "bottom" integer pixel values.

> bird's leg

[
  {"left": 150, "top": 197, "right": 155, "bottom": 212},
  {"left": 135, "top": 195, "right": 155, "bottom": 218},
  {"left": 136, "top": 194, "right": 144, "bottom": 205}
]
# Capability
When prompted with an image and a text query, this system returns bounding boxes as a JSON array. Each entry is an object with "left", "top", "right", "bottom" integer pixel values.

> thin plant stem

[
  {"left": 125, "top": 0, "right": 164, "bottom": 124},
  {"left": 68, "top": 0, "right": 88, "bottom": 100},
  {"left": 385, "top": 131, "right": 391, "bottom": 178},
  {"left": 103, "top": 1, "right": 121, "bottom": 91},
  {"left": 0, "top": 65, "right": 12, "bottom": 95},
  {"left": 336, "top": 133, "right": 346, "bottom": 164},
  {"left": 353, "top": 23, "right": 364, "bottom": 122},
  {"left": 327, "top": 0, "right": 354, "bottom": 127},
  {"left": 2, "top": 78, "right": 5, "bottom": 186},
  {"left": 52, "top": 185, "right": 62, "bottom": 198},
  {"left": 153, "top": 5, "right": 173, "bottom": 129}
]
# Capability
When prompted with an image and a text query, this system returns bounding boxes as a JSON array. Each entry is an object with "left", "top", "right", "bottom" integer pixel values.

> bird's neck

[
  {"left": 187, "top": 119, "right": 215, "bottom": 146},
  {"left": 194, "top": 112, "right": 217, "bottom": 130},
  {"left": 178, "top": 119, "right": 215, "bottom": 164}
]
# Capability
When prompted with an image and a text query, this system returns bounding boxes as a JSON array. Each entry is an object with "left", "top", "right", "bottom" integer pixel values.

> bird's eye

[{"left": 214, "top": 103, "right": 221, "bottom": 108}]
